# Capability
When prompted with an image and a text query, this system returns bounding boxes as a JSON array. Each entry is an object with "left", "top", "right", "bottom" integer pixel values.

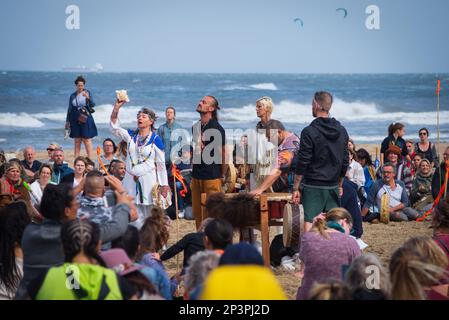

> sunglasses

[
  {"left": 419, "top": 132, "right": 427, "bottom": 136},
  {"left": 46, "top": 148, "right": 55, "bottom": 151}
]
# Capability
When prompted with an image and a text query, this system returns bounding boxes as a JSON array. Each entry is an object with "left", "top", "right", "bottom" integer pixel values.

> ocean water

[{"left": 0, "top": 72, "right": 448, "bottom": 151}]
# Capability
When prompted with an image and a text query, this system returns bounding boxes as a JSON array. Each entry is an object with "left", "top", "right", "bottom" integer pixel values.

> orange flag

[
  {"left": 172, "top": 164, "right": 188, "bottom": 197},
  {"left": 436, "top": 79, "right": 441, "bottom": 95}
]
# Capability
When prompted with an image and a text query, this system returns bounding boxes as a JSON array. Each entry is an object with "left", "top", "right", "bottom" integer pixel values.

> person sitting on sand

[
  {"left": 50, "top": 149, "right": 74, "bottom": 185},
  {"left": 380, "top": 122, "right": 409, "bottom": 166},
  {"left": 356, "top": 148, "right": 376, "bottom": 197},
  {"left": 160, "top": 218, "right": 212, "bottom": 274},
  {"left": 136, "top": 207, "right": 174, "bottom": 299},
  {"left": 60, "top": 156, "right": 87, "bottom": 188},
  {"left": 109, "top": 159, "right": 126, "bottom": 181},
  {"left": 0, "top": 202, "right": 31, "bottom": 300},
  {"left": 20, "top": 146, "right": 42, "bottom": 182},
  {"left": 344, "top": 253, "right": 390, "bottom": 300},
  {"left": 295, "top": 208, "right": 361, "bottom": 300},
  {"left": 183, "top": 250, "right": 220, "bottom": 300},
  {"left": 432, "top": 146, "right": 449, "bottom": 202},
  {"left": 29, "top": 164, "right": 53, "bottom": 206},
  {"left": 362, "top": 163, "right": 421, "bottom": 222},
  {"left": 96, "top": 138, "right": 118, "bottom": 173},
  {"left": 389, "top": 243, "right": 448, "bottom": 300},
  {"left": 410, "top": 153, "right": 423, "bottom": 178},
  {"left": 410, "top": 159, "right": 434, "bottom": 212},
  {"left": 415, "top": 128, "right": 438, "bottom": 167},
  {"left": 376, "top": 145, "right": 413, "bottom": 196},
  {"left": 111, "top": 225, "right": 172, "bottom": 299},
  {"left": 26, "top": 220, "right": 137, "bottom": 300},
  {"left": 432, "top": 199, "right": 449, "bottom": 266}
]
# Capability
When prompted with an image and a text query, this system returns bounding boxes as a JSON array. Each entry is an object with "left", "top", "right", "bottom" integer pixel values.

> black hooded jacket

[{"left": 295, "top": 117, "right": 349, "bottom": 186}]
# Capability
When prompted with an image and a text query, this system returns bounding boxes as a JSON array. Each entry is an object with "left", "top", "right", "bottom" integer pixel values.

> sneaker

[{"left": 178, "top": 210, "right": 185, "bottom": 219}]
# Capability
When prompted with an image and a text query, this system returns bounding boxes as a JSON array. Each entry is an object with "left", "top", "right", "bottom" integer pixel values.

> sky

[{"left": 1, "top": 0, "right": 449, "bottom": 73}]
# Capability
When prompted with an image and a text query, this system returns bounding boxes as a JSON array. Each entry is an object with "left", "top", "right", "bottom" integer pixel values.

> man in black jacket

[{"left": 292, "top": 91, "right": 349, "bottom": 231}]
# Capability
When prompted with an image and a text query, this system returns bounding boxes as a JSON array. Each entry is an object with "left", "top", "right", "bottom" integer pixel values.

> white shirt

[
  {"left": 376, "top": 184, "right": 404, "bottom": 209},
  {"left": 110, "top": 120, "right": 168, "bottom": 205},
  {"left": 347, "top": 160, "right": 365, "bottom": 189},
  {"left": 29, "top": 180, "right": 44, "bottom": 205}
]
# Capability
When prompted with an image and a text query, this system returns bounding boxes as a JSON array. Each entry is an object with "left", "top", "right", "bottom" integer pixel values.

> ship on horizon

[{"left": 62, "top": 63, "right": 103, "bottom": 72}]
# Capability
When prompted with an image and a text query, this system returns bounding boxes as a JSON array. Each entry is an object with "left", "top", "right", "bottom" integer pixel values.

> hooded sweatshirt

[
  {"left": 51, "top": 163, "right": 74, "bottom": 184},
  {"left": 295, "top": 117, "right": 349, "bottom": 186}
]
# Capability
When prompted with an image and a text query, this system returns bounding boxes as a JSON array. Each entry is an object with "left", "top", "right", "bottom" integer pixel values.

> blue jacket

[
  {"left": 157, "top": 121, "right": 183, "bottom": 164},
  {"left": 66, "top": 90, "right": 96, "bottom": 122},
  {"left": 51, "top": 163, "right": 74, "bottom": 184}
]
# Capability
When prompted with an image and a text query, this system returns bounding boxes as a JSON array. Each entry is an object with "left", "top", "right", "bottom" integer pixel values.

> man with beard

[{"left": 191, "top": 96, "right": 226, "bottom": 230}]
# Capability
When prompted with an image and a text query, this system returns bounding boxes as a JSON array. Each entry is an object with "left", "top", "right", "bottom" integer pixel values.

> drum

[
  {"left": 222, "top": 164, "right": 237, "bottom": 193},
  {"left": 283, "top": 203, "right": 304, "bottom": 248},
  {"left": 380, "top": 193, "right": 390, "bottom": 224}
]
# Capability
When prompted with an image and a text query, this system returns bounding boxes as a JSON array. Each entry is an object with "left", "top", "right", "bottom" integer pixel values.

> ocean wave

[
  {"left": 0, "top": 112, "right": 45, "bottom": 128},
  {"left": 223, "top": 83, "right": 278, "bottom": 91},
  {"left": 220, "top": 99, "right": 449, "bottom": 126},
  {"left": 1, "top": 98, "right": 448, "bottom": 129},
  {"left": 0, "top": 138, "right": 6, "bottom": 142}
]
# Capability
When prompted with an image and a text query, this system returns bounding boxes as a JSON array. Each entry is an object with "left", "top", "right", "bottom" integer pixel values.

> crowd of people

[{"left": 0, "top": 75, "right": 448, "bottom": 300}]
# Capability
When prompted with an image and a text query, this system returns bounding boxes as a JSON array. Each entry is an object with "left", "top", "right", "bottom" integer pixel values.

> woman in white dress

[
  {"left": 110, "top": 99, "right": 169, "bottom": 228},
  {"left": 29, "top": 164, "right": 53, "bottom": 206}
]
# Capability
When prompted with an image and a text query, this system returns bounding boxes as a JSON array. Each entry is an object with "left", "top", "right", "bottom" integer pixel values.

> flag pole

[{"left": 172, "top": 164, "right": 180, "bottom": 274}]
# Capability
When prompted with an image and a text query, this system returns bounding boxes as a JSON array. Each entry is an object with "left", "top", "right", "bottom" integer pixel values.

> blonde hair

[
  {"left": 256, "top": 96, "right": 273, "bottom": 115},
  {"left": 344, "top": 253, "right": 391, "bottom": 298},
  {"left": 312, "top": 207, "right": 353, "bottom": 239},
  {"left": 402, "top": 236, "right": 449, "bottom": 270},
  {"left": 308, "top": 279, "right": 351, "bottom": 300},
  {"left": 389, "top": 246, "right": 446, "bottom": 300}
]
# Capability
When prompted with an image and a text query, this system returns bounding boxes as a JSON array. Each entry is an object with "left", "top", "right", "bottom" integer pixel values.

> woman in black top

[
  {"left": 65, "top": 75, "right": 98, "bottom": 160},
  {"left": 415, "top": 128, "right": 438, "bottom": 167},
  {"left": 380, "top": 122, "right": 408, "bottom": 165}
]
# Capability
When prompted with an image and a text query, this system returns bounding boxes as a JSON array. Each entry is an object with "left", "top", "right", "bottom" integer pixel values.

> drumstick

[{"left": 96, "top": 146, "right": 111, "bottom": 176}]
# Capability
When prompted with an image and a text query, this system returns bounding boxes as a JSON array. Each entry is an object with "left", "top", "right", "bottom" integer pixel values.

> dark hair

[
  {"left": 219, "top": 242, "right": 264, "bottom": 266},
  {"left": 204, "top": 218, "right": 233, "bottom": 250},
  {"left": 38, "top": 163, "right": 53, "bottom": 176},
  {"left": 314, "top": 91, "right": 333, "bottom": 111},
  {"left": 74, "top": 156, "right": 87, "bottom": 167},
  {"left": 124, "top": 271, "right": 158, "bottom": 297},
  {"left": 61, "top": 219, "right": 105, "bottom": 266},
  {"left": 166, "top": 106, "right": 176, "bottom": 116},
  {"left": 108, "top": 159, "right": 124, "bottom": 174},
  {"left": 388, "top": 123, "right": 405, "bottom": 136},
  {"left": 265, "top": 119, "right": 286, "bottom": 132},
  {"left": 103, "top": 138, "right": 118, "bottom": 154},
  {"left": 0, "top": 202, "right": 31, "bottom": 294},
  {"left": 139, "top": 207, "right": 169, "bottom": 256},
  {"left": 419, "top": 128, "right": 429, "bottom": 136},
  {"left": 433, "top": 199, "right": 449, "bottom": 230},
  {"left": 356, "top": 148, "right": 373, "bottom": 166},
  {"left": 85, "top": 157, "right": 95, "bottom": 168},
  {"left": 74, "top": 75, "right": 86, "bottom": 85},
  {"left": 111, "top": 225, "right": 140, "bottom": 260},
  {"left": 412, "top": 153, "right": 424, "bottom": 161},
  {"left": 349, "top": 149, "right": 358, "bottom": 162},
  {"left": 40, "top": 184, "right": 74, "bottom": 221},
  {"left": 207, "top": 95, "right": 219, "bottom": 120},
  {"left": 382, "top": 162, "right": 397, "bottom": 175}
]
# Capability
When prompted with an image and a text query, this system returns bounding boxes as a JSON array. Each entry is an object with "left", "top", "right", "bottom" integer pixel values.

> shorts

[{"left": 302, "top": 185, "right": 340, "bottom": 222}]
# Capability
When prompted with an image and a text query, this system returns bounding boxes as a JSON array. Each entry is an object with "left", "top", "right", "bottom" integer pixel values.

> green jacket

[{"left": 35, "top": 263, "right": 123, "bottom": 300}]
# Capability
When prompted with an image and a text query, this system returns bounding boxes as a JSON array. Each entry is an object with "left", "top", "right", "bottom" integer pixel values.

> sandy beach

[{"left": 4, "top": 143, "right": 444, "bottom": 299}]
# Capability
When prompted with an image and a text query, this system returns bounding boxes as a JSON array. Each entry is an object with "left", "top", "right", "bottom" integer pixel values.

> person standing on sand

[
  {"left": 255, "top": 96, "right": 274, "bottom": 130},
  {"left": 292, "top": 91, "right": 349, "bottom": 232},
  {"left": 109, "top": 99, "right": 169, "bottom": 229},
  {"left": 65, "top": 75, "right": 97, "bottom": 160},
  {"left": 191, "top": 96, "right": 226, "bottom": 230}
]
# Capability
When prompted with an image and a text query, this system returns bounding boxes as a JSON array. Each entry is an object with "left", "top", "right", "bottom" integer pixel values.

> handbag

[{"left": 77, "top": 108, "right": 88, "bottom": 124}]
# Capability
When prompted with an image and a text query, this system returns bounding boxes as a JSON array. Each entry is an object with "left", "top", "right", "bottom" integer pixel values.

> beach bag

[{"left": 77, "top": 108, "right": 88, "bottom": 124}]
